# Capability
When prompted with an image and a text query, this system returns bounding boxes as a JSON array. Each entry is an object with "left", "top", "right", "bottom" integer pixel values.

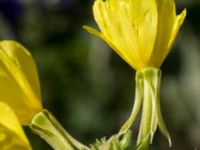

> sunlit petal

[
  {"left": 0, "top": 101, "right": 32, "bottom": 150},
  {"left": 0, "top": 41, "right": 42, "bottom": 125}
]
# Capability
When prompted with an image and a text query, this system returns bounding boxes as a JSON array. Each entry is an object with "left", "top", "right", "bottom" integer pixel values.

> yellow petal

[
  {"left": 156, "top": 9, "right": 186, "bottom": 67},
  {"left": 0, "top": 101, "right": 32, "bottom": 150},
  {"left": 128, "top": 0, "right": 158, "bottom": 68},
  {"left": 83, "top": 25, "right": 137, "bottom": 69},
  {"left": 92, "top": 0, "right": 138, "bottom": 69},
  {"left": 167, "top": 9, "right": 187, "bottom": 54},
  {"left": 92, "top": 0, "right": 159, "bottom": 70},
  {"left": 0, "top": 40, "right": 42, "bottom": 125},
  {"left": 148, "top": 0, "right": 176, "bottom": 67}
]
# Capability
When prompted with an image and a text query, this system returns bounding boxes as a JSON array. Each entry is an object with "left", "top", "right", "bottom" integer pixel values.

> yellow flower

[
  {"left": 0, "top": 40, "right": 42, "bottom": 125},
  {"left": 84, "top": 0, "right": 186, "bottom": 70},
  {"left": 0, "top": 101, "right": 32, "bottom": 150}
]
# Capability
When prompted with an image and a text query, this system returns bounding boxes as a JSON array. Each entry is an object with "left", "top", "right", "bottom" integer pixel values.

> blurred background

[{"left": 0, "top": 0, "right": 200, "bottom": 149}]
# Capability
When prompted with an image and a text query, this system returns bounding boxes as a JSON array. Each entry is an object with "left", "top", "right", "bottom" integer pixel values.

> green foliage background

[{"left": 0, "top": 0, "right": 200, "bottom": 149}]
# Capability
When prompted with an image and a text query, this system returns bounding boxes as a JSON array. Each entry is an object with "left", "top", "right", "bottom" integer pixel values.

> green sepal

[
  {"left": 30, "top": 109, "right": 89, "bottom": 150},
  {"left": 117, "top": 67, "right": 171, "bottom": 150}
]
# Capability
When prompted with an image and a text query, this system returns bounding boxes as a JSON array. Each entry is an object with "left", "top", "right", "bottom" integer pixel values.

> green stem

[{"left": 30, "top": 109, "right": 90, "bottom": 150}]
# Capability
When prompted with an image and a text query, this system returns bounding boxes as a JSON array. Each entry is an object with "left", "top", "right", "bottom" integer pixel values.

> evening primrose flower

[
  {"left": 0, "top": 41, "right": 42, "bottom": 125},
  {"left": 0, "top": 101, "right": 32, "bottom": 150},
  {"left": 84, "top": 0, "right": 186, "bottom": 70},
  {"left": 84, "top": 0, "right": 186, "bottom": 149}
]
